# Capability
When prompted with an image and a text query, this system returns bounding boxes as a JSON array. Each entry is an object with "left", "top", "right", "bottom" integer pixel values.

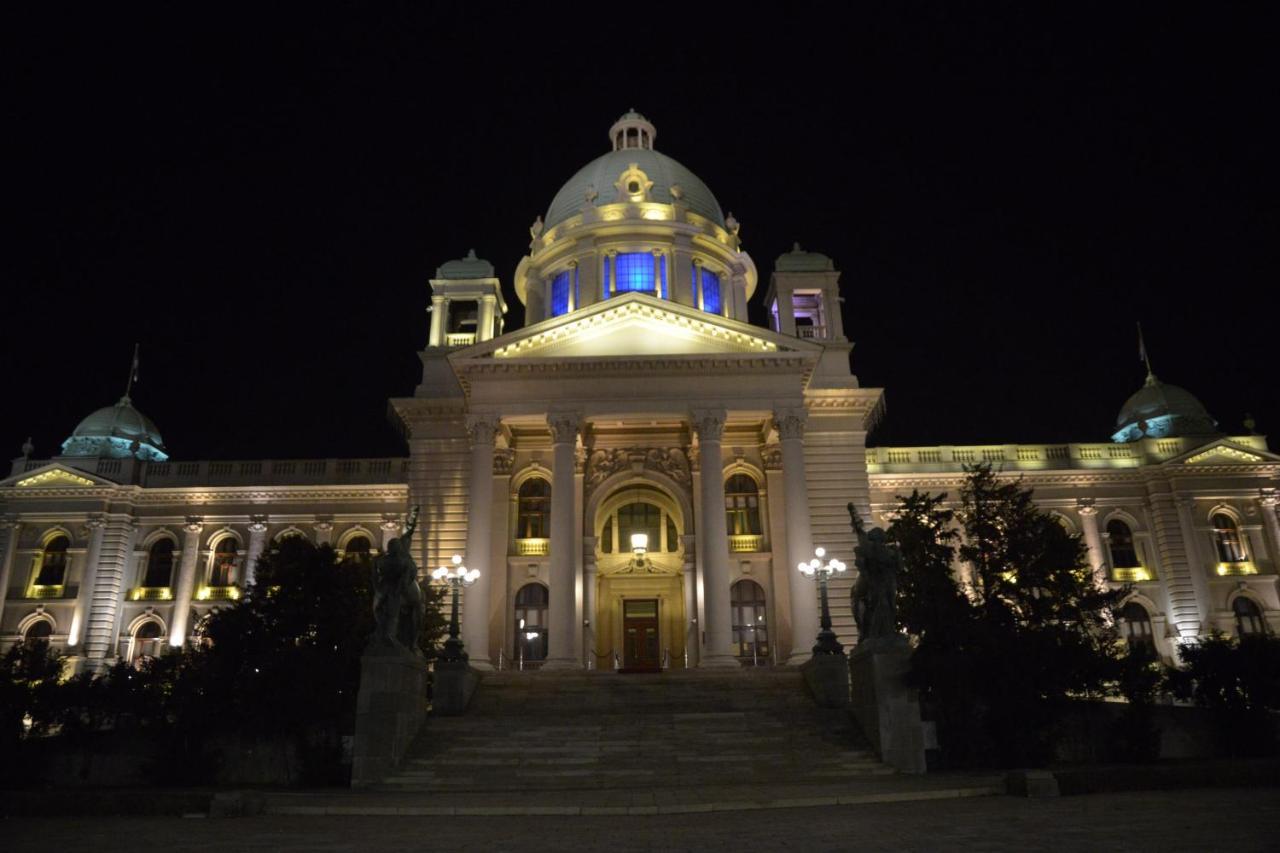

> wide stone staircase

[{"left": 375, "top": 668, "right": 892, "bottom": 795}]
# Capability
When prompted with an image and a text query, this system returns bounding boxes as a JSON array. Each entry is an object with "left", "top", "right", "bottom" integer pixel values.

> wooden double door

[{"left": 622, "top": 598, "right": 661, "bottom": 672}]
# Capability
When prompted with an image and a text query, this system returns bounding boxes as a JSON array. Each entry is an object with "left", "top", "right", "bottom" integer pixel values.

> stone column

[
  {"left": 478, "top": 295, "right": 497, "bottom": 342},
  {"left": 463, "top": 414, "right": 500, "bottom": 668},
  {"left": 68, "top": 515, "right": 107, "bottom": 650},
  {"left": 583, "top": 536, "right": 598, "bottom": 668},
  {"left": 527, "top": 277, "right": 546, "bottom": 323},
  {"left": 381, "top": 514, "right": 401, "bottom": 551},
  {"left": 1076, "top": 499, "right": 1109, "bottom": 588},
  {"left": 544, "top": 412, "right": 582, "bottom": 669},
  {"left": 169, "top": 517, "right": 203, "bottom": 647},
  {"left": 313, "top": 518, "right": 334, "bottom": 546},
  {"left": 1260, "top": 490, "right": 1280, "bottom": 566},
  {"left": 241, "top": 515, "right": 269, "bottom": 592},
  {"left": 776, "top": 407, "right": 819, "bottom": 664},
  {"left": 0, "top": 519, "right": 20, "bottom": 613},
  {"left": 692, "top": 409, "right": 739, "bottom": 667},
  {"left": 429, "top": 295, "right": 445, "bottom": 346},
  {"left": 681, "top": 533, "right": 699, "bottom": 668}
]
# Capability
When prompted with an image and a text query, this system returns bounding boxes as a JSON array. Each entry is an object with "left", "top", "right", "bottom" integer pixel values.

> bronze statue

[
  {"left": 849, "top": 503, "right": 902, "bottom": 643},
  {"left": 371, "top": 506, "right": 425, "bottom": 654}
]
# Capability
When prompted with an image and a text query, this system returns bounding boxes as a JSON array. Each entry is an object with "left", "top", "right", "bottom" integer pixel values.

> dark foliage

[{"left": 1167, "top": 633, "right": 1280, "bottom": 756}]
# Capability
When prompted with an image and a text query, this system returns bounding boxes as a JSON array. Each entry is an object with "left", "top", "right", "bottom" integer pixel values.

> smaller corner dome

[
  {"left": 61, "top": 397, "right": 168, "bottom": 461},
  {"left": 775, "top": 243, "right": 835, "bottom": 272},
  {"left": 1111, "top": 375, "right": 1219, "bottom": 443},
  {"left": 435, "top": 249, "right": 495, "bottom": 280}
]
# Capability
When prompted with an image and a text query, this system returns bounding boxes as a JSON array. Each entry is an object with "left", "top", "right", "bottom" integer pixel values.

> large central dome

[{"left": 543, "top": 111, "right": 725, "bottom": 230}]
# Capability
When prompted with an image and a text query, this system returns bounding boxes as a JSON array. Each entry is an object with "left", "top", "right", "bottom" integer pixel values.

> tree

[{"left": 886, "top": 464, "right": 1127, "bottom": 767}]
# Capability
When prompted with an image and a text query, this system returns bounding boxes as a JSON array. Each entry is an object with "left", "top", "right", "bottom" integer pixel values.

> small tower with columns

[
  {"left": 764, "top": 244, "right": 846, "bottom": 342},
  {"left": 427, "top": 250, "right": 507, "bottom": 348}
]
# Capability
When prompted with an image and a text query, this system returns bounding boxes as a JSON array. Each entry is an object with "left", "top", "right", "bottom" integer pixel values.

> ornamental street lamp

[
  {"left": 432, "top": 554, "right": 479, "bottom": 663},
  {"left": 797, "top": 547, "right": 847, "bottom": 656}
]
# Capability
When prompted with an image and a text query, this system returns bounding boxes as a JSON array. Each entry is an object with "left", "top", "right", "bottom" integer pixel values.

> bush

[{"left": 1167, "top": 633, "right": 1280, "bottom": 756}]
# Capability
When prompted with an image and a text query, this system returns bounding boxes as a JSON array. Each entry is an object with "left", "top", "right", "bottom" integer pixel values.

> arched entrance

[{"left": 591, "top": 477, "right": 689, "bottom": 670}]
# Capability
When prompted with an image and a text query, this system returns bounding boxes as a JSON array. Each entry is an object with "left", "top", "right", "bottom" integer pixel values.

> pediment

[
  {"left": 1, "top": 462, "right": 117, "bottom": 488},
  {"left": 452, "top": 293, "right": 818, "bottom": 361},
  {"left": 1171, "top": 439, "right": 1280, "bottom": 466}
]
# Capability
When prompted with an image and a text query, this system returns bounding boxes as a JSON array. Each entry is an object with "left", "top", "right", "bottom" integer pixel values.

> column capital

[
  {"left": 690, "top": 408, "right": 727, "bottom": 442},
  {"left": 466, "top": 413, "right": 502, "bottom": 446},
  {"left": 0, "top": 517, "right": 21, "bottom": 531},
  {"left": 493, "top": 447, "right": 516, "bottom": 475},
  {"left": 85, "top": 514, "right": 108, "bottom": 530},
  {"left": 183, "top": 516, "right": 204, "bottom": 534},
  {"left": 313, "top": 518, "right": 334, "bottom": 533},
  {"left": 248, "top": 514, "right": 269, "bottom": 533},
  {"left": 1260, "top": 488, "right": 1279, "bottom": 509},
  {"left": 381, "top": 513, "right": 402, "bottom": 532},
  {"left": 547, "top": 412, "right": 582, "bottom": 445},
  {"left": 772, "top": 406, "right": 807, "bottom": 441},
  {"left": 1076, "top": 497, "right": 1098, "bottom": 516}
]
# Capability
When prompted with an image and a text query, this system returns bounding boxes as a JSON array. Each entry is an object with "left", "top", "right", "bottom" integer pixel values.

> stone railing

[
  {"left": 445, "top": 332, "right": 477, "bottom": 347},
  {"left": 197, "top": 585, "right": 241, "bottom": 601},
  {"left": 138, "top": 458, "right": 409, "bottom": 487},
  {"left": 728, "top": 534, "right": 763, "bottom": 553},
  {"left": 515, "top": 538, "right": 550, "bottom": 557},
  {"left": 129, "top": 586, "right": 174, "bottom": 601}
]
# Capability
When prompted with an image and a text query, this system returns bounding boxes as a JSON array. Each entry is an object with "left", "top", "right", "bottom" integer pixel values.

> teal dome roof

[
  {"left": 1112, "top": 375, "right": 1219, "bottom": 443},
  {"left": 61, "top": 397, "right": 168, "bottom": 461},
  {"left": 436, "top": 249, "right": 494, "bottom": 280},
  {"left": 545, "top": 147, "right": 725, "bottom": 230},
  {"left": 775, "top": 243, "right": 835, "bottom": 272}
]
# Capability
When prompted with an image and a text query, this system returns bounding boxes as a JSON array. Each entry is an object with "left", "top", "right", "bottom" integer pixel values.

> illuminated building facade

[{"left": 3, "top": 112, "right": 1278, "bottom": 671}]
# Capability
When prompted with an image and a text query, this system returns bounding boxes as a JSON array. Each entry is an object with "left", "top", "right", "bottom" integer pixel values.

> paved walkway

[{"left": 8, "top": 788, "right": 1280, "bottom": 852}]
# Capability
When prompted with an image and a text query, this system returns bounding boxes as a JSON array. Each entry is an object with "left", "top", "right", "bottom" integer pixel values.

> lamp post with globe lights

[
  {"left": 432, "top": 554, "right": 479, "bottom": 663},
  {"left": 797, "top": 547, "right": 847, "bottom": 655}
]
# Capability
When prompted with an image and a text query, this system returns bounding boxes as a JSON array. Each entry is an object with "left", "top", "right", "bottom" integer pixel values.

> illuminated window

[
  {"left": 1234, "top": 597, "right": 1266, "bottom": 638},
  {"left": 614, "top": 252, "right": 655, "bottom": 294},
  {"left": 725, "top": 474, "right": 762, "bottom": 536},
  {"left": 209, "top": 538, "right": 238, "bottom": 587},
  {"left": 1212, "top": 513, "right": 1247, "bottom": 563},
  {"left": 617, "top": 502, "right": 661, "bottom": 550},
  {"left": 130, "top": 621, "right": 163, "bottom": 665},
  {"left": 23, "top": 620, "right": 53, "bottom": 646},
  {"left": 700, "top": 267, "right": 722, "bottom": 314},
  {"left": 550, "top": 271, "right": 571, "bottom": 317},
  {"left": 514, "top": 583, "right": 548, "bottom": 663},
  {"left": 35, "top": 535, "right": 70, "bottom": 586},
  {"left": 659, "top": 255, "right": 668, "bottom": 299},
  {"left": 731, "top": 579, "right": 768, "bottom": 663},
  {"left": 517, "top": 478, "right": 551, "bottom": 539},
  {"left": 1106, "top": 520, "right": 1140, "bottom": 569},
  {"left": 142, "top": 539, "right": 176, "bottom": 588},
  {"left": 344, "top": 535, "right": 372, "bottom": 563},
  {"left": 1120, "top": 602, "right": 1156, "bottom": 657}
]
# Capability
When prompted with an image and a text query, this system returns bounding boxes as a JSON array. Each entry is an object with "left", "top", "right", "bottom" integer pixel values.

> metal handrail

[
  {"left": 661, "top": 648, "right": 670, "bottom": 670},
  {"left": 589, "top": 648, "right": 617, "bottom": 672}
]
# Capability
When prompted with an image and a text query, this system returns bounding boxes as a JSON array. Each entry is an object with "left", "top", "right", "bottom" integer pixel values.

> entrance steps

[{"left": 374, "top": 668, "right": 893, "bottom": 794}]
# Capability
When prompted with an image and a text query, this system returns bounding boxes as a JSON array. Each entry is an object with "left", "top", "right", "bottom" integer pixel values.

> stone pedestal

[
  {"left": 433, "top": 660, "right": 480, "bottom": 716},
  {"left": 801, "top": 653, "right": 850, "bottom": 708},
  {"left": 848, "top": 639, "right": 927, "bottom": 774},
  {"left": 351, "top": 649, "right": 429, "bottom": 788}
]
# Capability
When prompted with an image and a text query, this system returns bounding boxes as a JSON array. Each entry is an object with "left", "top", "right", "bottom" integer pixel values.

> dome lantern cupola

[{"left": 609, "top": 109, "right": 656, "bottom": 151}]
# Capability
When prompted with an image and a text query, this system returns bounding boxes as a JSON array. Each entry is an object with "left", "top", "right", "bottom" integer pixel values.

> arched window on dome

[
  {"left": 1106, "top": 520, "right": 1140, "bottom": 571},
  {"left": 514, "top": 583, "right": 548, "bottom": 666},
  {"left": 1119, "top": 602, "right": 1156, "bottom": 658},
  {"left": 614, "top": 252, "right": 661, "bottom": 296},
  {"left": 34, "top": 535, "right": 70, "bottom": 588},
  {"left": 731, "top": 579, "right": 768, "bottom": 664},
  {"left": 1212, "top": 513, "right": 1248, "bottom": 564},
  {"left": 517, "top": 478, "right": 551, "bottom": 540},
  {"left": 550, "top": 271, "right": 571, "bottom": 317},
  {"left": 1234, "top": 597, "right": 1266, "bottom": 638},
  {"left": 141, "top": 538, "right": 176, "bottom": 588},
  {"left": 697, "top": 266, "right": 722, "bottom": 315}
]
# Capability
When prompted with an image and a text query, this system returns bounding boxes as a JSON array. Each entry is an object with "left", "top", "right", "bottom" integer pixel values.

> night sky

[{"left": 6, "top": 6, "right": 1275, "bottom": 463}]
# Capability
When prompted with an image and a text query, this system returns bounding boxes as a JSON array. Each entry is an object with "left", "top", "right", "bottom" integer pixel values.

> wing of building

[{"left": 3, "top": 112, "right": 1278, "bottom": 671}]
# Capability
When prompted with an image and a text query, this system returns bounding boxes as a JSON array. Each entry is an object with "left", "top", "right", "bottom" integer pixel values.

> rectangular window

[
  {"left": 550, "top": 271, "right": 571, "bottom": 317},
  {"left": 701, "top": 268, "right": 722, "bottom": 315},
  {"left": 659, "top": 254, "right": 668, "bottom": 299},
  {"left": 614, "top": 252, "right": 655, "bottom": 294}
]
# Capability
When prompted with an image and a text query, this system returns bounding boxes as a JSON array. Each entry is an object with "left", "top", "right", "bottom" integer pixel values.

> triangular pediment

[
  {"left": 453, "top": 293, "right": 819, "bottom": 360},
  {"left": 1170, "top": 438, "right": 1280, "bottom": 466},
  {"left": 1, "top": 462, "right": 117, "bottom": 488}
]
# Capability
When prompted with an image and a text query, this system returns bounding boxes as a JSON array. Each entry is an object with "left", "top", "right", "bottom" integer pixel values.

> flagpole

[{"left": 124, "top": 343, "right": 139, "bottom": 400}]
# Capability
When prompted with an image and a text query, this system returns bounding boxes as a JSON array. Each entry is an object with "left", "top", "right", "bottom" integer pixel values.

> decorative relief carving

[
  {"left": 761, "top": 444, "right": 783, "bottom": 471},
  {"left": 381, "top": 513, "right": 402, "bottom": 532},
  {"left": 584, "top": 447, "right": 692, "bottom": 494},
  {"left": 493, "top": 448, "right": 515, "bottom": 475},
  {"left": 1260, "top": 488, "right": 1279, "bottom": 509},
  {"left": 248, "top": 515, "right": 269, "bottom": 534},
  {"left": 773, "top": 407, "right": 807, "bottom": 440},
  {"left": 183, "top": 516, "right": 204, "bottom": 534},
  {"left": 575, "top": 444, "right": 587, "bottom": 474}
]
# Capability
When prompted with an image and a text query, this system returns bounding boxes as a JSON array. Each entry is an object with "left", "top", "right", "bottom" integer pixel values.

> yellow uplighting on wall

[
  {"left": 17, "top": 469, "right": 95, "bottom": 488},
  {"left": 1111, "top": 567, "right": 1153, "bottom": 582},
  {"left": 1216, "top": 562, "right": 1258, "bottom": 577}
]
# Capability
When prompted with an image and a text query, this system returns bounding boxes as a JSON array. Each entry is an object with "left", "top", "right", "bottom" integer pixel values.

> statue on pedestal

[
  {"left": 371, "top": 506, "right": 424, "bottom": 654},
  {"left": 849, "top": 503, "right": 903, "bottom": 644}
]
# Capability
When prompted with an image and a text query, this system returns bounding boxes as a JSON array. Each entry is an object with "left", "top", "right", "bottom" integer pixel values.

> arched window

[
  {"left": 731, "top": 579, "right": 769, "bottom": 663},
  {"left": 1106, "top": 520, "right": 1140, "bottom": 569},
  {"left": 1233, "top": 597, "right": 1266, "bottom": 638},
  {"left": 1212, "top": 513, "right": 1247, "bottom": 564},
  {"left": 725, "top": 474, "right": 762, "bottom": 536},
  {"left": 209, "top": 538, "right": 238, "bottom": 587},
  {"left": 142, "top": 539, "right": 176, "bottom": 588},
  {"left": 699, "top": 267, "right": 722, "bottom": 314},
  {"left": 344, "top": 535, "right": 372, "bottom": 563},
  {"left": 24, "top": 620, "right": 53, "bottom": 646},
  {"left": 517, "top": 478, "right": 551, "bottom": 539},
  {"left": 550, "top": 270, "right": 571, "bottom": 317},
  {"left": 1120, "top": 602, "right": 1156, "bottom": 657},
  {"left": 617, "top": 502, "right": 661, "bottom": 553},
  {"left": 614, "top": 252, "right": 661, "bottom": 295},
  {"left": 514, "top": 584, "right": 548, "bottom": 664},
  {"left": 34, "top": 535, "right": 70, "bottom": 586},
  {"left": 130, "top": 621, "right": 163, "bottom": 665}
]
